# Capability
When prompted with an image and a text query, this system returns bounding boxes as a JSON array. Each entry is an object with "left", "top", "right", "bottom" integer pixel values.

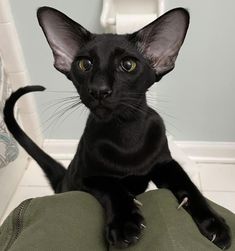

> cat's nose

[{"left": 88, "top": 86, "right": 112, "bottom": 100}]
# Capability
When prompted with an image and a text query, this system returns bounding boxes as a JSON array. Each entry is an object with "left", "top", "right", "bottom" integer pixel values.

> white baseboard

[
  {"left": 176, "top": 141, "right": 235, "bottom": 164},
  {"left": 43, "top": 139, "right": 235, "bottom": 164},
  {"left": 43, "top": 139, "right": 77, "bottom": 160}
]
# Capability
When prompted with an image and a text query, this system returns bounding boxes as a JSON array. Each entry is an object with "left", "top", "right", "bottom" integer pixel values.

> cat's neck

[
  {"left": 91, "top": 101, "right": 149, "bottom": 125},
  {"left": 83, "top": 104, "right": 163, "bottom": 152},
  {"left": 84, "top": 102, "right": 155, "bottom": 145},
  {"left": 95, "top": 97, "right": 149, "bottom": 123}
]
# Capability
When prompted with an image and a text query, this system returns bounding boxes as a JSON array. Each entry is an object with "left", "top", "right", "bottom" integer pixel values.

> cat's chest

[
  {"left": 81, "top": 116, "right": 167, "bottom": 177},
  {"left": 85, "top": 115, "right": 153, "bottom": 150},
  {"left": 93, "top": 119, "right": 163, "bottom": 155}
]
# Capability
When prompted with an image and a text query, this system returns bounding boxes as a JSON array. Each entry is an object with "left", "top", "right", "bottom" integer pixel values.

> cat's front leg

[
  {"left": 151, "top": 160, "right": 231, "bottom": 250},
  {"left": 83, "top": 177, "right": 145, "bottom": 248}
]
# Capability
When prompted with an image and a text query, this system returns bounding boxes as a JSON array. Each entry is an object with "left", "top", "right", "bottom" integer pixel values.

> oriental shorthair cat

[{"left": 4, "top": 7, "right": 231, "bottom": 249}]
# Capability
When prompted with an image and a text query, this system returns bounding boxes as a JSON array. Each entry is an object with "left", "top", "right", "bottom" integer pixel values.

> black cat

[{"left": 4, "top": 7, "right": 231, "bottom": 249}]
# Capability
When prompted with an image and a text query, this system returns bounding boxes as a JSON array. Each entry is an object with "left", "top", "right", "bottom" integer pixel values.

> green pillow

[{"left": 0, "top": 189, "right": 234, "bottom": 251}]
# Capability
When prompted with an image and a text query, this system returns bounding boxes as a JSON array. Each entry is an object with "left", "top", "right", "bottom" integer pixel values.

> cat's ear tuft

[
  {"left": 129, "top": 8, "right": 189, "bottom": 78},
  {"left": 37, "top": 7, "right": 92, "bottom": 76}
]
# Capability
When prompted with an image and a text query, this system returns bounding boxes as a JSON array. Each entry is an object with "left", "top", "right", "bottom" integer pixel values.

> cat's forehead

[{"left": 81, "top": 34, "right": 137, "bottom": 57}]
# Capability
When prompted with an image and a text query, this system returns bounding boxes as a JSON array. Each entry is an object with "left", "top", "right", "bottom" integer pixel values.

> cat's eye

[
  {"left": 120, "top": 58, "right": 137, "bottom": 72},
  {"left": 78, "top": 58, "right": 93, "bottom": 72}
]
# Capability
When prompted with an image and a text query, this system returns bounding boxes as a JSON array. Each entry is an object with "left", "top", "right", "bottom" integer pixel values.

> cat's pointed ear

[
  {"left": 129, "top": 8, "right": 189, "bottom": 78},
  {"left": 37, "top": 7, "right": 92, "bottom": 76}
]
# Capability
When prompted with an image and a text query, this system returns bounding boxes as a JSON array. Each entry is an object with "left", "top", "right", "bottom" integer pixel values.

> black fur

[{"left": 4, "top": 7, "right": 231, "bottom": 249}]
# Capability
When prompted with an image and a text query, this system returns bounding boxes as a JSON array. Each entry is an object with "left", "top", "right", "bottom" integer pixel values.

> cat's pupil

[
  {"left": 78, "top": 58, "right": 92, "bottom": 71},
  {"left": 123, "top": 61, "right": 132, "bottom": 70},
  {"left": 121, "top": 59, "right": 137, "bottom": 72}
]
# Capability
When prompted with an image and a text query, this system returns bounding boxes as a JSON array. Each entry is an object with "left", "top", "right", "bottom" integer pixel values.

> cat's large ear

[
  {"left": 37, "top": 7, "right": 92, "bottom": 76},
  {"left": 129, "top": 8, "right": 189, "bottom": 79}
]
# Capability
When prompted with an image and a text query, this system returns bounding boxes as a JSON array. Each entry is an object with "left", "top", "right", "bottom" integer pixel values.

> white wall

[{"left": 9, "top": 0, "right": 235, "bottom": 141}]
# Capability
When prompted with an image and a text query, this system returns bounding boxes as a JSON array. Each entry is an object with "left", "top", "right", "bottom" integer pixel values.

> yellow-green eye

[
  {"left": 78, "top": 58, "right": 93, "bottom": 72},
  {"left": 120, "top": 58, "right": 137, "bottom": 72}
]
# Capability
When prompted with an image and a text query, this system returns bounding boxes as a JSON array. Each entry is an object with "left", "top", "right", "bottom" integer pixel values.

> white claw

[
  {"left": 140, "top": 223, "right": 146, "bottom": 229},
  {"left": 134, "top": 198, "right": 143, "bottom": 207},
  {"left": 177, "top": 197, "right": 189, "bottom": 210},
  {"left": 211, "top": 233, "right": 216, "bottom": 242}
]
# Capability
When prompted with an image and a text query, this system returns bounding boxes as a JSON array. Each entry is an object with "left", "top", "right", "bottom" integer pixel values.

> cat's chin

[{"left": 91, "top": 106, "right": 113, "bottom": 121}]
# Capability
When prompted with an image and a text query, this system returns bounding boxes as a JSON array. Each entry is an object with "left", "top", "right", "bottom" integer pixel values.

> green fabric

[{"left": 0, "top": 189, "right": 234, "bottom": 251}]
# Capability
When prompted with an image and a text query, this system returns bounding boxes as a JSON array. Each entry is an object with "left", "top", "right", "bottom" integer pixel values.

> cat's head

[{"left": 37, "top": 7, "right": 189, "bottom": 120}]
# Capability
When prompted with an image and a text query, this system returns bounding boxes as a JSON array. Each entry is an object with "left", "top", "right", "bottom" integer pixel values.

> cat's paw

[
  {"left": 197, "top": 214, "right": 231, "bottom": 250},
  {"left": 106, "top": 210, "right": 145, "bottom": 248}
]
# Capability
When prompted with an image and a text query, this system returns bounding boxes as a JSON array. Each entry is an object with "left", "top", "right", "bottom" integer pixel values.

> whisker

[
  {"left": 42, "top": 100, "right": 80, "bottom": 122},
  {"left": 119, "top": 102, "right": 148, "bottom": 117},
  {"left": 41, "top": 101, "right": 82, "bottom": 133},
  {"left": 149, "top": 106, "right": 176, "bottom": 118},
  {"left": 118, "top": 99, "right": 180, "bottom": 134},
  {"left": 58, "top": 103, "right": 85, "bottom": 126},
  {"left": 40, "top": 99, "right": 80, "bottom": 115},
  {"left": 119, "top": 94, "right": 169, "bottom": 105},
  {"left": 39, "top": 94, "right": 80, "bottom": 114},
  {"left": 41, "top": 95, "right": 80, "bottom": 108},
  {"left": 148, "top": 98, "right": 170, "bottom": 104},
  {"left": 125, "top": 91, "right": 170, "bottom": 99}
]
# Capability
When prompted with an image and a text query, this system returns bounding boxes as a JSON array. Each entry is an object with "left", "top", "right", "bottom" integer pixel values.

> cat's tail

[{"left": 3, "top": 85, "right": 66, "bottom": 192}]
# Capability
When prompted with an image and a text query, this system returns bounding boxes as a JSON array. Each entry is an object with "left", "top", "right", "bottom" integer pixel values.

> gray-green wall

[{"left": 10, "top": 0, "right": 235, "bottom": 141}]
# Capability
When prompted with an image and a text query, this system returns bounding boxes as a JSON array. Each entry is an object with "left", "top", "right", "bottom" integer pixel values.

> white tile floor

[
  {"left": 198, "top": 163, "right": 235, "bottom": 213},
  {"left": 1, "top": 160, "right": 235, "bottom": 223}
]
